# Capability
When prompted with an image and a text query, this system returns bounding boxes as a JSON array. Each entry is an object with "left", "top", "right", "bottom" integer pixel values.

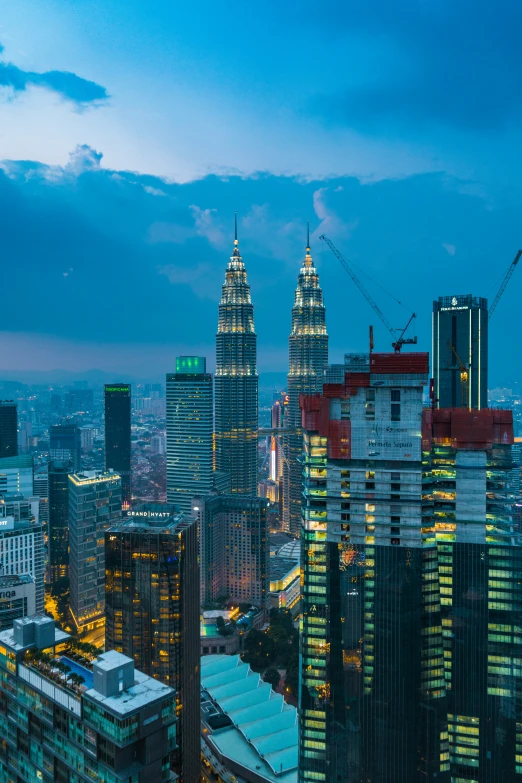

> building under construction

[{"left": 297, "top": 351, "right": 521, "bottom": 783}]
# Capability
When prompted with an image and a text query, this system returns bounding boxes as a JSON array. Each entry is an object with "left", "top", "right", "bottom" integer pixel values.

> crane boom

[
  {"left": 489, "top": 250, "right": 522, "bottom": 319},
  {"left": 319, "top": 234, "right": 395, "bottom": 335},
  {"left": 319, "top": 234, "right": 417, "bottom": 352}
]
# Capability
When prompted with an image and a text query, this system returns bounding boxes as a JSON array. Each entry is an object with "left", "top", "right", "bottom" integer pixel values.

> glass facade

[
  {"left": 68, "top": 471, "right": 122, "bottom": 631},
  {"left": 432, "top": 295, "right": 488, "bottom": 410},
  {"left": 105, "top": 505, "right": 200, "bottom": 783},
  {"left": 0, "top": 402, "right": 18, "bottom": 458},
  {"left": 50, "top": 425, "right": 81, "bottom": 473},
  {"left": 299, "top": 363, "right": 520, "bottom": 783},
  {"left": 48, "top": 461, "right": 71, "bottom": 582},
  {"left": 166, "top": 358, "right": 213, "bottom": 515},
  {"left": 104, "top": 385, "right": 132, "bottom": 511}
]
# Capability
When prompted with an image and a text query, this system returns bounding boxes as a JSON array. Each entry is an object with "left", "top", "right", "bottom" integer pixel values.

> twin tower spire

[{"left": 214, "top": 215, "right": 328, "bottom": 517}]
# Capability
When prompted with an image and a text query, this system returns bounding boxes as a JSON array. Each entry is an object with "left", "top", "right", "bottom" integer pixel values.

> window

[
  {"left": 391, "top": 538, "right": 400, "bottom": 545},
  {"left": 341, "top": 514, "right": 350, "bottom": 521},
  {"left": 391, "top": 526, "right": 400, "bottom": 534},
  {"left": 391, "top": 389, "right": 401, "bottom": 402},
  {"left": 391, "top": 403, "right": 401, "bottom": 421},
  {"left": 365, "top": 482, "right": 375, "bottom": 490},
  {"left": 391, "top": 516, "right": 400, "bottom": 524},
  {"left": 391, "top": 483, "right": 400, "bottom": 491}
]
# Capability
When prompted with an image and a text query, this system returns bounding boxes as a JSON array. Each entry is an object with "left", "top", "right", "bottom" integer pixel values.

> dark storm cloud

[
  {"left": 305, "top": 0, "right": 522, "bottom": 132},
  {"left": 0, "top": 44, "right": 108, "bottom": 106}
]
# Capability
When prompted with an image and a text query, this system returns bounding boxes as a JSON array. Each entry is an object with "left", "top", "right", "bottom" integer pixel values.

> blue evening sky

[{"left": 1, "top": 1, "right": 521, "bottom": 382}]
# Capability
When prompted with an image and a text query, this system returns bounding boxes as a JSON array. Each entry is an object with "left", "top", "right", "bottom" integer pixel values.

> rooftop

[
  {"left": 269, "top": 557, "right": 300, "bottom": 589},
  {"left": 275, "top": 541, "right": 300, "bottom": 561},
  {"left": 85, "top": 665, "right": 174, "bottom": 717},
  {"left": 0, "top": 574, "right": 34, "bottom": 588},
  {"left": 109, "top": 502, "right": 186, "bottom": 532},
  {"left": 0, "top": 618, "right": 69, "bottom": 653},
  {"left": 201, "top": 654, "right": 297, "bottom": 783}
]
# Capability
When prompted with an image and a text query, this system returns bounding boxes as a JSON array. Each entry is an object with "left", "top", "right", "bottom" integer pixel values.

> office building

[
  {"left": 151, "top": 433, "right": 166, "bottom": 456},
  {"left": 33, "top": 468, "right": 49, "bottom": 524},
  {"left": 0, "top": 574, "right": 35, "bottom": 631},
  {"left": 0, "top": 454, "right": 33, "bottom": 497},
  {"left": 104, "top": 384, "right": 132, "bottom": 511},
  {"left": 193, "top": 493, "right": 269, "bottom": 608},
  {"left": 433, "top": 294, "right": 488, "bottom": 409},
  {"left": 423, "top": 406, "right": 520, "bottom": 782},
  {"left": 0, "top": 615, "right": 177, "bottom": 783},
  {"left": 0, "top": 494, "right": 44, "bottom": 613},
  {"left": 50, "top": 423, "right": 82, "bottom": 471},
  {"left": 215, "top": 221, "right": 258, "bottom": 495},
  {"left": 283, "top": 236, "right": 328, "bottom": 535},
  {"left": 105, "top": 503, "right": 200, "bottom": 783},
  {"left": 298, "top": 351, "right": 452, "bottom": 782},
  {"left": 166, "top": 356, "right": 213, "bottom": 515},
  {"left": 48, "top": 461, "right": 72, "bottom": 582},
  {"left": 270, "top": 393, "right": 288, "bottom": 483},
  {"left": 0, "top": 400, "right": 18, "bottom": 457},
  {"left": 69, "top": 470, "right": 122, "bottom": 632}
]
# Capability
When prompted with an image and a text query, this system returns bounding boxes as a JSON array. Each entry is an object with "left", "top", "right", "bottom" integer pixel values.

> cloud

[
  {"left": 190, "top": 205, "right": 226, "bottom": 248},
  {"left": 66, "top": 145, "right": 103, "bottom": 174},
  {"left": 0, "top": 45, "right": 108, "bottom": 107},
  {"left": 306, "top": 0, "right": 522, "bottom": 134},
  {"left": 443, "top": 243, "right": 456, "bottom": 257}
]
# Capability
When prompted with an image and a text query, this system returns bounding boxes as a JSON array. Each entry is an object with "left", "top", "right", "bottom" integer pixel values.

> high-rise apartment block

[
  {"left": 0, "top": 400, "right": 18, "bottom": 458},
  {"left": 0, "top": 494, "right": 44, "bottom": 613},
  {"left": 33, "top": 468, "right": 49, "bottom": 524},
  {"left": 433, "top": 294, "right": 488, "bottom": 409},
  {"left": 105, "top": 503, "right": 200, "bottom": 783},
  {"left": 214, "top": 224, "right": 258, "bottom": 495},
  {"left": 48, "top": 461, "right": 71, "bottom": 582},
  {"left": 166, "top": 357, "right": 213, "bottom": 514},
  {"left": 50, "top": 423, "right": 82, "bottom": 471},
  {"left": 194, "top": 493, "right": 269, "bottom": 608},
  {"left": 283, "top": 238, "right": 328, "bottom": 535},
  {"left": 0, "top": 616, "right": 177, "bottom": 783},
  {"left": 69, "top": 470, "right": 122, "bottom": 632},
  {"left": 104, "top": 384, "right": 132, "bottom": 511}
]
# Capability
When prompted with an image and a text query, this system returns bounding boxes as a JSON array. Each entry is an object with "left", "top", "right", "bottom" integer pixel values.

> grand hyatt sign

[{"left": 132, "top": 511, "right": 171, "bottom": 518}]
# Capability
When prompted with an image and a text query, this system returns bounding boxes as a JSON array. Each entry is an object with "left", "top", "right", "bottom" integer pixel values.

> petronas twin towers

[{"left": 215, "top": 219, "right": 328, "bottom": 526}]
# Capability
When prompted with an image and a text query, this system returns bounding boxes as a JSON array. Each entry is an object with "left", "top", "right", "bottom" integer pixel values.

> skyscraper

[
  {"left": 283, "top": 233, "right": 328, "bottom": 535},
  {"left": 423, "top": 406, "right": 520, "bottom": 782},
  {"left": 298, "top": 351, "right": 448, "bottom": 782},
  {"left": 214, "top": 218, "right": 258, "bottom": 495},
  {"left": 432, "top": 294, "right": 488, "bottom": 409},
  {"left": 105, "top": 503, "right": 200, "bottom": 783},
  {"left": 48, "top": 461, "right": 71, "bottom": 582},
  {"left": 104, "top": 384, "right": 132, "bottom": 511},
  {"left": 50, "top": 422, "right": 81, "bottom": 471},
  {"left": 193, "top": 493, "right": 269, "bottom": 607},
  {"left": 0, "top": 494, "right": 44, "bottom": 613},
  {"left": 69, "top": 470, "right": 122, "bottom": 633},
  {"left": 0, "top": 401, "right": 18, "bottom": 458},
  {"left": 166, "top": 356, "right": 213, "bottom": 514}
]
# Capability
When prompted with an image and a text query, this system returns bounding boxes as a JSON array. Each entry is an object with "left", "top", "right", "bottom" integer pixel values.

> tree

[
  {"left": 242, "top": 629, "right": 276, "bottom": 670},
  {"left": 263, "top": 667, "right": 281, "bottom": 690}
]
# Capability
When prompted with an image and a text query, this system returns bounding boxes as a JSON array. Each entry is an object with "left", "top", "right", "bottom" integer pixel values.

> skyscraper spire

[
  {"left": 215, "top": 218, "right": 258, "bottom": 495},
  {"left": 283, "top": 226, "right": 328, "bottom": 535}
]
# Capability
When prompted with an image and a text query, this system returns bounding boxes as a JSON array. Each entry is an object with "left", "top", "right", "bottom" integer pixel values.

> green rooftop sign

[
  {"left": 105, "top": 386, "right": 130, "bottom": 393},
  {"left": 176, "top": 356, "right": 206, "bottom": 374}
]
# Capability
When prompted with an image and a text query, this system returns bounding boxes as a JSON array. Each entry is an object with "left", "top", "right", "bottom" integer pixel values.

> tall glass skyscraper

[
  {"left": 215, "top": 221, "right": 258, "bottom": 495},
  {"left": 104, "top": 384, "right": 131, "bottom": 511},
  {"left": 0, "top": 401, "right": 17, "bottom": 457},
  {"left": 105, "top": 503, "right": 200, "bottom": 783},
  {"left": 283, "top": 235, "right": 328, "bottom": 535},
  {"left": 50, "top": 423, "right": 81, "bottom": 471},
  {"left": 432, "top": 294, "right": 488, "bottom": 409},
  {"left": 48, "top": 460, "right": 71, "bottom": 582},
  {"left": 166, "top": 356, "right": 213, "bottom": 514}
]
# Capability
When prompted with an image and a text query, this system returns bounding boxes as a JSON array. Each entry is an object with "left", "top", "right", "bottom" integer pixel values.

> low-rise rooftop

[
  {"left": 85, "top": 666, "right": 174, "bottom": 717},
  {"left": 201, "top": 654, "right": 297, "bottom": 783}
]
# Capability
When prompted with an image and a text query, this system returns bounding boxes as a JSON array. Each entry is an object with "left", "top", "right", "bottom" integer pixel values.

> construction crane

[
  {"left": 488, "top": 250, "right": 522, "bottom": 319},
  {"left": 319, "top": 234, "right": 417, "bottom": 352},
  {"left": 447, "top": 340, "right": 469, "bottom": 408}
]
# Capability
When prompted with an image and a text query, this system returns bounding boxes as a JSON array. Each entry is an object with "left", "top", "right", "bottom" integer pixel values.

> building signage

[
  {"left": 0, "top": 590, "right": 16, "bottom": 599},
  {"left": 132, "top": 511, "right": 171, "bottom": 518},
  {"left": 440, "top": 306, "right": 469, "bottom": 312},
  {"left": 105, "top": 386, "right": 130, "bottom": 393},
  {"left": 351, "top": 420, "right": 420, "bottom": 461}
]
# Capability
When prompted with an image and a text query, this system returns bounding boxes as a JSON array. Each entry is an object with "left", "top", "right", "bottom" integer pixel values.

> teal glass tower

[
  {"left": 214, "top": 218, "right": 258, "bottom": 495},
  {"left": 166, "top": 356, "right": 213, "bottom": 514}
]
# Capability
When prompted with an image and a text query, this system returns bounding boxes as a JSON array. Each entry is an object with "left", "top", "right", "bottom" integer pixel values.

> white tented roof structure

[{"left": 201, "top": 654, "right": 298, "bottom": 783}]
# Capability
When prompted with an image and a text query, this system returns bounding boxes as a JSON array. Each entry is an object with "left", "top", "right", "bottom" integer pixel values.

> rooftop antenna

[{"left": 234, "top": 212, "right": 238, "bottom": 244}]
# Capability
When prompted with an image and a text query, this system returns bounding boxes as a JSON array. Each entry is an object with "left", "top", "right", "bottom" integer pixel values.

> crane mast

[{"left": 319, "top": 234, "right": 417, "bottom": 352}]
